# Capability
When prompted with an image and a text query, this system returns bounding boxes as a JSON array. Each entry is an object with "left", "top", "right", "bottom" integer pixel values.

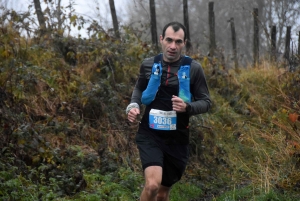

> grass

[{"left": 216, "top": 185, "right": 300, "bottom": 201}]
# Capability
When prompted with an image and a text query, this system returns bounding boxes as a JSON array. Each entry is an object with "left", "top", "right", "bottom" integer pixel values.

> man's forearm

[
  {"left": 189, "top": 98, "right": 211, "bottom": 115},
  {"left": 130, "top": 87, "right": 143, "bottom": 105}
]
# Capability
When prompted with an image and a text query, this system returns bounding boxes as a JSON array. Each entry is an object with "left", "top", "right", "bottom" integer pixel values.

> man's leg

[
  {"left": 157, "top": 185, "right": 171, "bottom": 201},
  {"left": 140, "top": 166, "right": 164, "bottom": 201}
]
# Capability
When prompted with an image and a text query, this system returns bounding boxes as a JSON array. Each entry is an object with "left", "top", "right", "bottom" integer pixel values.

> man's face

[{"left": 160, "top": 26, "right": 186, "bottom": 62}]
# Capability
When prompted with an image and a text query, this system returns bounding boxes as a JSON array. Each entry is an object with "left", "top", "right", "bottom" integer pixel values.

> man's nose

[{"left": 169, "top": 41, "right": 176, "bottom": 49}]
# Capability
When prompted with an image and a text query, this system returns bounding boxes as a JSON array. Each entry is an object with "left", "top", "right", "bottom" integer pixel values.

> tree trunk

[
  {"left": 149, "top": 0, "right": 158, "bottom": 49},
  {"left": 298, "top": 31, "right": 300, "bottom": 57},
  {"left": 284, "top": 26, "right": 291, "bottom": 60},
  {"left": 57, "top": 0, "right": 62, "bottom": 31},
  {"left": 253, "top": 8, "right": 259, "bottom": 67},
  {"left": 230, "top": 18, "right": 238, "bottom": 72},
  {"left": 208, "top": 2, "right": 216, "bottom": 56},
  {"left": 109, "top": 0, "right": 120, "bottom": 39},
  {"left": 271, "top": 26, "right": 276, "bottom": 62},
  {"left": 33, "top": 0, "right": 46, "bottom": 36},
  {"left": 183, "top": 0, "right": 192, "bottom": 53}
]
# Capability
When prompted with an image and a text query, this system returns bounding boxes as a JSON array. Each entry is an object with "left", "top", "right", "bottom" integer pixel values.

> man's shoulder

[
  {"left": 188, "top": 58, "right": 204, "bottom": 77},
  {"left": 189, "top": 58, "right": 200, "bottom": 65},
  {"left": 182, "top": 55, "right": 200, "bottom": 66},
  {"left": 142, "top": 55, "right": 156, "bottom": 66},
  {"left": 190, "top": 59, "right": 202, "bottom": 69}
]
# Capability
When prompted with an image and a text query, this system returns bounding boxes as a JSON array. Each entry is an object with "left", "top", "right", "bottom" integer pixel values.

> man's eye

[
  {"left": 166, "top": 38, "right": 173, "bottom": 43},
  {"left": 175, "top": 40, "right": 183, "bottom": 44}
]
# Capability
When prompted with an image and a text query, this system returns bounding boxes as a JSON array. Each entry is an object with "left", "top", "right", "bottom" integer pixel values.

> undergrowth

[{"left": 1, "top": 6, "right": 300, "bottom": 201}]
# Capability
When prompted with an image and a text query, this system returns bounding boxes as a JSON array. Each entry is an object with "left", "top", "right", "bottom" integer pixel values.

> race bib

[{"left": 149, "top": 109, "right": 177, "bottom": 130}]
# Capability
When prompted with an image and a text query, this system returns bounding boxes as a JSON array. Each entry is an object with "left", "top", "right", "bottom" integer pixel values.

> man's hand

[
  {"left": 171, "top": 95, "right": 187, "bottom": 112},
  {"left": 127, "top": 108, "right": 140, "bottom": 122}
]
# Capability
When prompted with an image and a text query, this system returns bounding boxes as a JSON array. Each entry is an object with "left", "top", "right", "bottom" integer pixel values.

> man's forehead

[{"left": 165, "top": 27, "right": 184, "bottom": 39}]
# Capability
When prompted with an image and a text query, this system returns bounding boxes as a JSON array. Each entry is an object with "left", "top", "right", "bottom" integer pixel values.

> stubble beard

[{"left": 164, "top": 51, "right": 180, "bottom": 63}]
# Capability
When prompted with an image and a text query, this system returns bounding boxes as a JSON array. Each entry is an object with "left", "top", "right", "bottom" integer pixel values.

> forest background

[{"left": 1, "top": 0, "right": 300, "bottom": 200}]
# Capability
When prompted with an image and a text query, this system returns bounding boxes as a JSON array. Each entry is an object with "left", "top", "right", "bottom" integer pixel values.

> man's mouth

[{"left": 168, "top": 51, "right": 176, "bottom": 56}]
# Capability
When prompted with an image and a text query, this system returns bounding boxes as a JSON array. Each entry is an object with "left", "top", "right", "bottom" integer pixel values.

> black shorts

[{"left": 135, "top": 132, "right": 188, "bottom": 187}]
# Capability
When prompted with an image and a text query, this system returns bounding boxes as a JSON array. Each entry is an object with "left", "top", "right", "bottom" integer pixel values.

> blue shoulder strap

[
  {"left": 154, "top": 53, "right": 162, "bottom": 65},
  {"left": 178, "top": 56, "right": 192, "bottom": 102},
  {"left": 141, "top": 54, "right": 162, "bottom": 105},
  {"left": 181, "top": 55, "right": 193, "bottom": 66}
]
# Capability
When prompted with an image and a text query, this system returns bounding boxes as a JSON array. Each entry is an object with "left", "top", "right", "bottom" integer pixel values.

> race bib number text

[{"left": 149, "top": 109, "right": 176, "bottom": 130}]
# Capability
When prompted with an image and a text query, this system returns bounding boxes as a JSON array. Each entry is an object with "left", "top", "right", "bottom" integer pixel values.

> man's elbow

[{"left": 205, "top": 100, "right": 212, "bottom": 112}]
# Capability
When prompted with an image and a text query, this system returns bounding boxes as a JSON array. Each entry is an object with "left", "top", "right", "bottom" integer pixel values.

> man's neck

[{"left": 163, "top": 55, "right": 182, "bottom": 64}]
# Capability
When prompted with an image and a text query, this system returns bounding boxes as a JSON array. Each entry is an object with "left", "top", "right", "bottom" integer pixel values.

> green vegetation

[{"left": 1, "top": 5, "right": 300, "bottom": 201}]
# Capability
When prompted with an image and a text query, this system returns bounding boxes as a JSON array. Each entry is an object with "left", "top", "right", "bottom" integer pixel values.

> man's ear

[
  {"left": 159, "top": 35, "right": 164, "bottom": 44},
  {"left": 184, "top": 39, "right": 187, "bottom": 45}
]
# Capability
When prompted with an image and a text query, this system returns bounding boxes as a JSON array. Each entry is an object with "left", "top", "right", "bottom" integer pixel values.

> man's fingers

[
  {"left": 127, "top": 108, "right": 140, "bottom": 122},
  {"left": 171, "top": 95, "right": 186, "bottom": 112},
  {"left": 171, "top": 95, "right": 183, "bottom": 103},
  {"left": 171, "top": 95, "right": 178, "bottom": 101},
  {"left": 130, "top": 108, "right": 140, "bottom": 116},
  {"left": 128, "top": 113, "right": 136, "bottom": 122},
  {"left": 133, "top": 108, "right": 140, "bottom": 115}
]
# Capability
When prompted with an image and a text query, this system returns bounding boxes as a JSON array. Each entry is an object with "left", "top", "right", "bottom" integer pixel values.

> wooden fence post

[
  {"left": 208, "top": 2, "right": 216, "bottom": 56},
  {"left": 183, "top": 0, "right": 192, "bottom": 53},
  {"left": 253, "top": 8, "right": 259, "bottom": 67},
  {"left": 271, "top": 25, "right": 276, "bottom": 62},
  {"left": 149, "top": 0, "right": 158, "bottom": 50},
  {"left": 284, "top": 26, "right": 291, "bottom": 61},
  {"left": 230, "top": 17, "right": 239, "bottom": 71}
]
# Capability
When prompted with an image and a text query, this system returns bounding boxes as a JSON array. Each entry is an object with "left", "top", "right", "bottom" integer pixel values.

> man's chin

[{"left": 165, "top": 54, "right": 179, "bottom": 62}]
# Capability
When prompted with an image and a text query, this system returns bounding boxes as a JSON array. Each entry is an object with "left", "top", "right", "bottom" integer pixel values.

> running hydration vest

[{"left": 141, "top": 54, "right": 193, "bottom": 105}]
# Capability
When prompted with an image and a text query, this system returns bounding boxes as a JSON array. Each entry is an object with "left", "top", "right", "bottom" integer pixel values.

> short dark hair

[{"left": 161, "top": 21, "right": 187, "bottom": 41}]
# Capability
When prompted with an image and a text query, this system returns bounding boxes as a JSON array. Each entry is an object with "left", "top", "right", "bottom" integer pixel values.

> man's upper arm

[
  {"left": 189, "top": 60, "right": 211, "bottom": 114},
  {"left": 130, "top": 57, "right": 154, "bottom": 105}
]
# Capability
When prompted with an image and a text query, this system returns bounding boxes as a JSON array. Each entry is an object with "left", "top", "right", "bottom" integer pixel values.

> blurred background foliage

[{"left": 1, "top": 0, "right": 300, "bottom": 200}]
